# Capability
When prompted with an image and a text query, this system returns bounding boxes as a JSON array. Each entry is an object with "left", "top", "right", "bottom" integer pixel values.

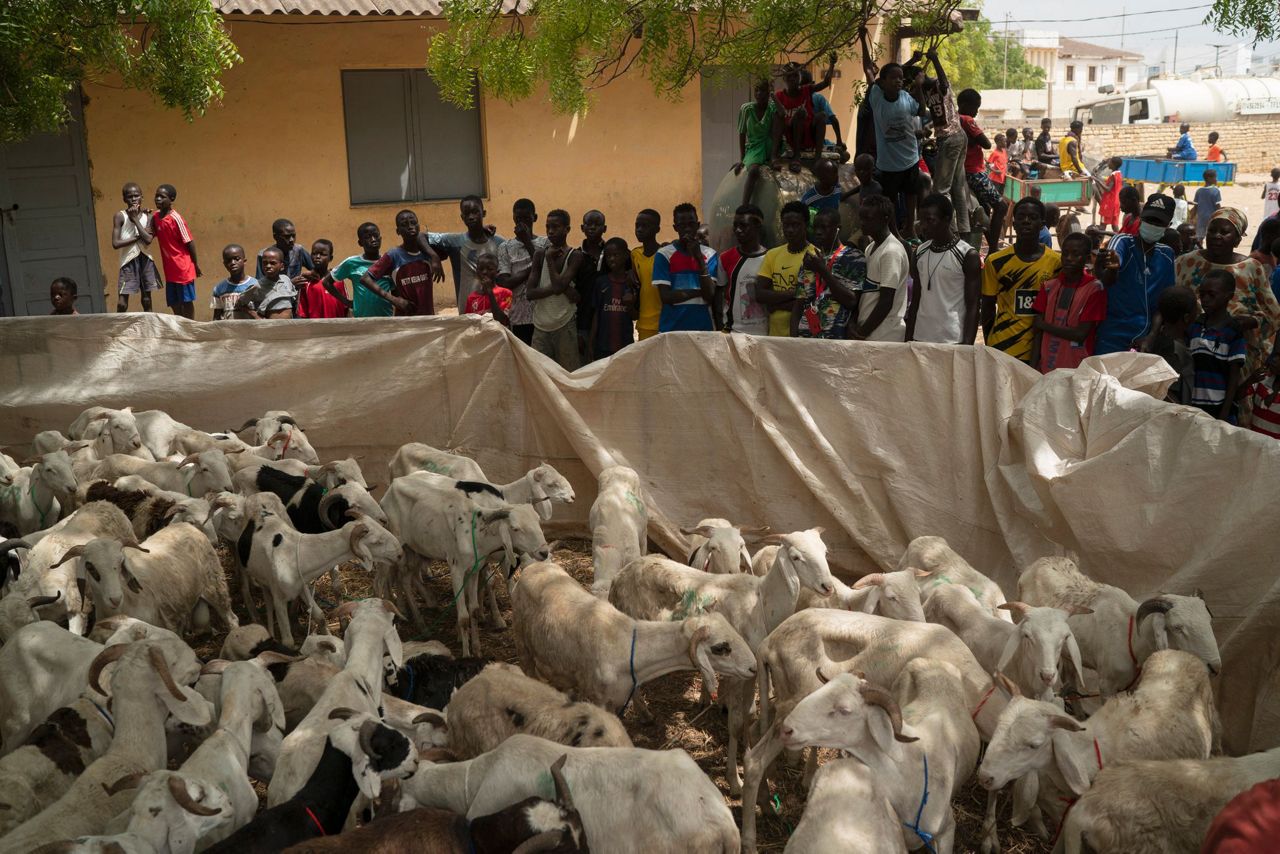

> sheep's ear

[
  {"left": 161, "top": 686, "right": 213, "bottom": 728},
  {"left": 859, "top": 587, "right": 880, "bottom": 615},
  {"left": 1010, "top": 773, "right": 1040, "bottom": 825},
  {"left": 865, "top": 707, "right": 902, "bottom": 760},
  {"left": 996, "top": 631, "right": 1021, "bottom": 675},
  {"left": 1150, "top": 613, "right": 1169, "bottom": 651},
  {"left": 1051, "top": 728, "right": 1093, "bottom": 795},
  {"left": 384, "top": 624, "right": 404, "bottom": 670},
  {"left": 1065, "top": 635, "right": 1087, "bottom": 693}
]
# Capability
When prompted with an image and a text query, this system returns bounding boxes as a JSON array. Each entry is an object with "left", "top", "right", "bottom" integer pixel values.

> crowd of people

[{"left": 42, "top": 52, "right": 1280, "bottom": 440}]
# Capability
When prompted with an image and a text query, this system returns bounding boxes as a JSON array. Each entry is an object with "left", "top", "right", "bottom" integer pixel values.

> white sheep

[
  {"left": 1018, "top": 556, "right": 1221, "bottom": 694},
  {"left": 244, "top": 507, "right": 402, "bottom": 646},
  {"left": 49, "top": 771, "right": 233, "bottom": 854},
  {"left": 67, "top": 524, "right": 238, "bottom": 636},
  {"left": 511, "top": 561, "right": 758, "bottom": 716},
  {"left": 739, "top": 609, "right": 1012, "bottom": 853},
  {"left": 9, "top": 501, "right": 138, "bottom": 635},
  {"left": 169, "top": 657, "right": 288, "bottom": 844},
  {"left": 781, "top": 660, "right": 981, "bottom": 854},
  {"left": 0, "top": 619, "right": 184, "bottom": 754},
  {"left": 785, "top": 759, "right": 908, "bottom": 853},
  {"left": 387, "top": 441, "right": 486, "bottom": 481},
  {"left": 0, "top": 589, "right": 58, "bottom": 642},
  {"left": 588, "top": 465, "right": 647, "bottom": 597},
  {"left": 380, "top": 473, "right": 550, "bottom": 654},
  {"left": 232, "top": 411, "right": 320, "bottom": 464},
  {"left": 267, "top": 599, "right": 407, "bottom": 806},
  {"left": 446, "top": 662, "right": 632, "bottom": 758},
  {"left": 68, "top": 407, "right": 148, "bottom": 458},
  {"left": 607, "top": 529, "right": 834, "bottom": 793},
  {"left": 682, "top": 518, "right": 768, "bottom": 575},
  {"left": 0, "top": 639, "right": 212, "bottom": 850},
  {"left": 924, "top": 585, "right": 1089, "bottom": 702},
  {"left": 897, "top": 535, "right": 1010, "bottom": 621},
  {"left": 1058, "top": 746, "right": 1280, "bottom": 854},
  {"left": 133, "top": 408, "right": 244, "bottom": 460},
  {"left": 0, "top": 451, "right": 79, "bottom": 536},
  {"left": 400, "top": 733, "right": 740, "bottom": 853},
  {"left": 977, "top": 649, "right": 1218, "bottom": 842},
  {"left": 90, "top": 451, "right": 233, "bottom": 499}
]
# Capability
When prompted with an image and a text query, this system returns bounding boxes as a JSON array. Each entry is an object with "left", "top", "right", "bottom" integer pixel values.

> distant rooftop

[
  {"left": 1058, "top": 37, "right": 1143, "bottom": 61},
  {"left": 215, "top": 1, "right": 526, "bottom": 15}
]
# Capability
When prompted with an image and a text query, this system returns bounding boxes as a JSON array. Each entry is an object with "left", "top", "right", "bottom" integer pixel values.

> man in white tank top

[
  {"left": 906, "top": 192, "right": 981, "bottom": 344},
  {"left": 111, "top": 182, "right": 161, "bottom": 312}
]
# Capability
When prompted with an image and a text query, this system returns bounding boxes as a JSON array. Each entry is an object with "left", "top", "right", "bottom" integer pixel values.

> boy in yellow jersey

[
  {"left": 633, "top": 209, "right": 662, "bottom": 340},
  {"left": 1059, "top": 120, "right": 1086, "bottom": 176},
  {"left": 755, "top": 201, "right": 818, "bottom": 336},
  {"left": 981, "top": 196, "right": 1061, "bottom": 363}
]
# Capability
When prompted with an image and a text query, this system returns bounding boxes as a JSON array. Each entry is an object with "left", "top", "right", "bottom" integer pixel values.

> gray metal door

[
  {"left": 0, "top": 93, "right": 103, "bottom": 316},
  {"left": 700, "top": 73, "right": 753, "bottom": 220}
]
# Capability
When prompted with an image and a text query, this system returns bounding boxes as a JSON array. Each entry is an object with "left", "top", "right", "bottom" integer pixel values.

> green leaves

[
  {"left": 934, "top": 13, "right": 1046, "bottom": 92},
  {"left": 426, "top": 0, "right": 957, "bottom": 114},
  {"left": 0, "top": 0, "right": 241, "bottom": 142},
  {"left": 1206, "top": 0, "right": 1277, "bottom": 43}
]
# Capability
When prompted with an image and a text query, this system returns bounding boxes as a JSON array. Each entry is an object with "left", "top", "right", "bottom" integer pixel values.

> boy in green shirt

[{"left": 323, "top": 222, "right": 394, "bottom": 317}]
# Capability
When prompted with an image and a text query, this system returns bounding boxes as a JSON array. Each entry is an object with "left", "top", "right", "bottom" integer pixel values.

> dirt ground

[{"left": 207, "top": 539, "right": 1050, "bottom": 853}]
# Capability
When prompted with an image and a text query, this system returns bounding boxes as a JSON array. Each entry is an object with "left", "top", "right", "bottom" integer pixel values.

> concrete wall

[
  {"left": 1080, "top": 119, "right": 1280, "bottom": 173},
  {"left": 82, "top": 16, "right": 703, "bottom": 319}
]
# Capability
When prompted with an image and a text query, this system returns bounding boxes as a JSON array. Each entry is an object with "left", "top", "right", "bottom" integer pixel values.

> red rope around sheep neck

[{"left": 304, "top": 805, "right": 327, "bottom": 836}]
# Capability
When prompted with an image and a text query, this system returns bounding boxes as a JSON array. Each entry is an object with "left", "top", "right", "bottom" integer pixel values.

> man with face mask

[{"left": 1093, "top": 193, "right": 1177, "bottom": 354}]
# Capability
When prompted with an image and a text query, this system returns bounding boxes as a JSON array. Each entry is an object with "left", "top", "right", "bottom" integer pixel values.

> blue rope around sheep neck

[
  {"left": 903, "top": 753, "right": 936, "bottom": 853},
  {"left": 618, "top": 627, "right": 638, "bottom": 716}
]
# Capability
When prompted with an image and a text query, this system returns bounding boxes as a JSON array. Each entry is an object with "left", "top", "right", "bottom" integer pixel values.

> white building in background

[{"left": 1054, "top": 38, "right": 1146, "bottom": 92}]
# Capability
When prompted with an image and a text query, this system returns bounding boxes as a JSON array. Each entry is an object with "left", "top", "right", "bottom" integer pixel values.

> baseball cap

[{"left": 1141, "top": 194, "right": 1175, "bottom": 227}]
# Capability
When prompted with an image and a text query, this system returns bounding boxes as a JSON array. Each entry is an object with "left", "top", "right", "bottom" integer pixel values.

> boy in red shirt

[
  {"left": 774, "top": 54, "right": 836, "bottom": 163},
  {"left": 149, "top": 183, "right": 201, "bottom": 319},
  {"left": 296, "top": 239, "right": 348, "bottom": 318},
  {"left": 1030, "top": 232, "right": 1107, "bottom": 372},
  {"left": 957, "top": 89, "right": 1007, "bottom": 252},
  {"left": 463, "top": 252, "right": 512, "bottom": 326},
  {"left": 1241, "top": 349, "right": 1280, "bottom": 439}
]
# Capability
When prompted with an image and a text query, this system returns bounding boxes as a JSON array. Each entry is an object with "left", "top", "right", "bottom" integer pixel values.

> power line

[
  {"left": 998, "top": 3, "right": 1210, "bottom": 25},
  {"left": 1049, "top": 20, "right": 1220, "bottom": 40}
]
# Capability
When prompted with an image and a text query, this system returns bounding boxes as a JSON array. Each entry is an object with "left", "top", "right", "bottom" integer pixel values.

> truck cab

[{"left": 1074, "top": 91, "right": 1160, "bottom": 125}]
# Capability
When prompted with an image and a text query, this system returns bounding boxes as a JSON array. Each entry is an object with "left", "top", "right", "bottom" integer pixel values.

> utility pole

[
  {"left": 1208, "top": 42, "right": 1229, "bottom": 76},
  {"left": 1172, "top": 31, "right": 1178, "bottom": 76},
  {"left": 1120, "top": 6, "right": 1126, "bottom": 50},
  {"left": 1003, "top": 12, "right": 1010, "bottom": 89}
]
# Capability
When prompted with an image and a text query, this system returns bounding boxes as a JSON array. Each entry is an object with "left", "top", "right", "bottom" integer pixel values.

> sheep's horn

[
  {"left": 148, "top": 646, "right": 188, "bottom": 701},
  {"left": 550, "top": 753, "right": 575, "bottom": 811},
  {"left": 27, "top": 592, "right": 61, "bottom": 609},
  {"left": 420, "top": 747, "right": 458, "bottom": 763},
  {"left": 162, "top": 503, "right": 184, "bottom": 520},
  {"left": 102, "top": 771, "right": 146, "bottom": 796},
  {"left": 349, "top": 524, "right": 370, "bottom": 552},
  {"left": 88, "top": 644, "right": 131, "bottom": 694},
  {"left": 998, "top": 602, "right": 1032, "bottom": 619},
  {"left": 276, "top": 416, "right": 298, "bottom": 427},
  {"left": 512, "top": 831, "right": 567, "bottom": 854},
  {"left": 233, "top": 418, "right": 259, "bottom": 432},
  {"left": 995, "top": 671, "right": 1022, "bottom": 697},
  {"left": 687, "top": 624, "right": 711, "bottom": 664},
  {"left": 122, "top": 539, "right": 150, "bottom": 553},
  {"left": 0, "top": 538, "right": 30, "bottom": 554},
  {"left": 344, "top": 508, "right": 366, "bottom": 520},
  {"left": 89, "top": 413, "right": 112, "bottom": 423},
  {"left": 815, "top": 667, "right": 830, "bottom": 684},
  {"left": 412, "top": 710, "right": 447, "bottom": 728},
  {"left": 209, "top": 494, "right": 237, "bottom": 510},
  {"left": 859, "top": 683, "right": 917, "bottom": 743},
  {"left": 1136, "top": 597, "right": 1174, "bottom": 624},
  {"left": 358, "top": 718, "right": 382, "bottom": 760},
  {"left": 177, "top": 454, "right": 200, "bottom": 468},
  {"left": 266, "top": 431, "right": 290, "bottom": 446},
  {"left": 50, "top": 545, "right": 86, "bottom": 569},
  {"left": 381, "top": 600, "right": 406, "bottom": 621},
  {"left": 328, "top": 707, "right": 358, "bottom": 721},
  {"left": 332, "top": 601, "right": 361, "bottom": 622},
  {"left": 168, "top": 775, "right": 221, "bottom": 816},
  {"left": 852, "top": 573, "right": 884, "bottom": 590}
]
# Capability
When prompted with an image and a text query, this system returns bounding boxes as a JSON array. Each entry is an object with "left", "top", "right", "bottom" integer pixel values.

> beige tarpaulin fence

[{"left": 2, "top": 314, "right": 1277, "bottom": 752}]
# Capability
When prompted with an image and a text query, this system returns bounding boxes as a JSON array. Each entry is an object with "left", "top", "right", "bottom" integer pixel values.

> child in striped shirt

[
  {"left": 1241, "top": 349, "right": 1280, "bottom": 439},
  {"left": 1188, "top": 270, "right": 1246, "bottom": 421}
]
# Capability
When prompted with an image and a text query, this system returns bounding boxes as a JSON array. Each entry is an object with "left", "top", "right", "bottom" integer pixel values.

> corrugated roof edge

[{"left": 215, "top": 1, "right": 528, "bottom": 16}]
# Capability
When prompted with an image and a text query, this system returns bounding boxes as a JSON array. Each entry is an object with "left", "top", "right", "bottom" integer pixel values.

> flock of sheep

[{"left": 0, "top": 405, "right": 1273, "bottom": 853}]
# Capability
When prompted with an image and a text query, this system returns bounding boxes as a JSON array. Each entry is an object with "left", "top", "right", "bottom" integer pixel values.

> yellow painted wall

[{"left": 83, "top": 16, "right": 703, "bottom": 319}]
